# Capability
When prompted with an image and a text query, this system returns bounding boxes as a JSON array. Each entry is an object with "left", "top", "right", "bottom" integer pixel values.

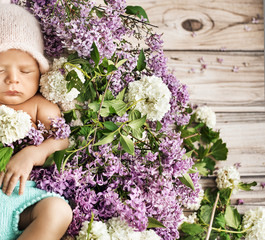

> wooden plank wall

[{"left": 125, "top": 0, "right": 265, "bottom": 212}]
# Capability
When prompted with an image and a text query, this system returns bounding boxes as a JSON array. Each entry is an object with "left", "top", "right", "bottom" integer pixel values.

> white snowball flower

[
  {"left": 77, "top": 220, "right": 110, "bottom": 240},
  {"left": 195, "top": 106, "right": 216, "bottom": 128},
  {"left": 242, "top": 207, "right": 265, "bottom": 240},
  {"left": 108, "top": 217, "right": 142, "bottom": 240},
  {"left": 127, "top": 75, "right": 171, "bottom": 121},
  {"left": 0, "top": 105, "right": 32, "bottom": 144},
  {"left": 183, "top": 212, "right": 198, "bottom": 224},
  {"left": 185, "top": 185, "right": 204, "bottom": 210},
  {"left": 40, "top": 57, "right": 85, "bottom": 106},
  {"left": 140, "top": 229, "right": 161, "bottom": 240},
  {"left": 215, "top": 166, "right": 241, "bottom": 193}
]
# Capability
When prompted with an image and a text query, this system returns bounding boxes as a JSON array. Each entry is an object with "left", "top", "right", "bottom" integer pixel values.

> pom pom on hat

[{"left": 0, "top": 1, "right": 49, "bottom": 73}]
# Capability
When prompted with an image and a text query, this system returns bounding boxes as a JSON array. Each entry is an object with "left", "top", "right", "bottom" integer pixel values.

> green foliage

[
  {"left": 178, "top": 173, "right": 195, "bottom": 190},
  {"left": 224, "top": 206, "right": 241, "bottom": 230},
  {"left": 147, "top": 217, "right": 166, "bottom": 229},
  {"left": 238, "top": 181, "right": 257, "bottom": 191},
  {"left": 125, "top": 5, "right": 149, "bottom": 22},
  {"left": 180, "top": 223, "right": 204, "bottom": 236},
  {"left": 178, "top": 109, "right": 229, "bottom": 176},
  {"left": 137, "top": 49, "right": 146, "bottom": 71},
  {"left": 0, "top": 146, "right": 13, "bottom": 172}
]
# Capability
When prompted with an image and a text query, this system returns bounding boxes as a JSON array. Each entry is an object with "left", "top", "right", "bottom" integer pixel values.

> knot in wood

[{"left": 182, "top": 19, "right": 203, "bottom": 32}]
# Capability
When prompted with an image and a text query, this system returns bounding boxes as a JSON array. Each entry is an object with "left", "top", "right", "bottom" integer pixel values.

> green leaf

[
  {"left": 147, "top": 217, "right": 166, "bottom": 229},
  {"left": 215, "top": 213, "right": 226, "bottom": 228},
  {"left": 224, "top": 206, "right": 241, "bottom": 230},
  {"left": 137, "top": 49, "right": 146, "bottom": 71},
  {"left": 180, "top": 223, "right": 204, "bottom": 236},
  {"left": 203, "top": 157, "right": 216, "bottom": 173},
  {"left": 181, "top": 128, "right": 200, "bottom": 142},
  {"left": 238, "top": 181, "right": 257, "bottom": 191},
  {"left": 120, "top": 134, "right": 135, "bottom": 155},
  {"left": 88, "top": 102, "right": 100, "bottom": 112},
  {"left": 78, "top": 126, "right": 92, "bottom": 138},
  {"left": 53, "top": 149, "right": 67, "bottom": 172},
  {"left": 201, "top": 126, "right": 220, "bottom": 144},
  {"left": 94, "top": 132, "right": 116, "bottom": 146},
  {"left": 182, "top": 150, "right": 194, "bottom": 160},
  {"left": 0, "top": 147, "right": 13, "bottom": 172},
  {"left": 128, "top": 110, "right": 141, "bottom": 121},
  {"left": 219, "top": 188, "right": 232, "bottom": 205},
  {"left": 103, "top": 121, "right": 119, "bottom": 131},
  {"left": 210, "top": 139, "right": 228, "bottom": 160},
  {"left": 128, "top": 115, "right": 146, "bottom": 129},
  {"left": 116, "top": 59, "right": 127, "bottom": 68},
  {"left": 219, "top": 233, "right": 231, "bottom": 240},
  {"left": 156, "top": 121, "right": 162, "bottom": 132},
  {"left": 95, "top": 8, "right": 104, "bottom": 18},
  {"left": 104, "top": 89, "right": 115, "bottom": 101},
  {"left": 109, "top": 100, "right": 127, "bottom": 117},
  {"left": 199, "top": 205, "right": 213, "bottom": 224},
  {"left": 131, "top": 128, "right": 144, "bottom": 139},
  {"left": 178, "top": 173, "right": 195, "bottom": 190},
  {"left": 192, "top": 162, "right": 209, "bottom": 176},
  {"left": 91, "top": 42, "right": 100, "bottom": 66},
  {"left": 116, "top": 88, "right": 126, "bottom": 101},
  {"left": 125, "top": 5, "right": 149, "bottom": 21}
]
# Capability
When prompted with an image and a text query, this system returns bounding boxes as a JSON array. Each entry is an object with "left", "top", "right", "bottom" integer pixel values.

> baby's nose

[{"left": 5, "top": 70, "right": 19, "bottom": 84}]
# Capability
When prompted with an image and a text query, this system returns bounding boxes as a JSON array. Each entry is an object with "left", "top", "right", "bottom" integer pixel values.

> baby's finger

[
  {"left": 4, "top": 174, "right": 19, "bottom": 196},
  {"left": 19, "top": 176, "right": 26, "bottom": 195},
  {"left": 1, "top": 170, "right": 12, "bottom": 194},
  {"left": 0, "top": 171, "right": 4, "bottom": 187}
]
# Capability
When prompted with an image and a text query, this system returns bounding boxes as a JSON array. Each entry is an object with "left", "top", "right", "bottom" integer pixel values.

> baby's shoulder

[{"left": 34, "top": 94, "right": 62, "bottom": 126}]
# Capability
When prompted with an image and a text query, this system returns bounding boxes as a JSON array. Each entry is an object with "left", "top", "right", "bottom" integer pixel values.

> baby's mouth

[{"left": 5, "top": 90, "right": 20, "bottom": 96}]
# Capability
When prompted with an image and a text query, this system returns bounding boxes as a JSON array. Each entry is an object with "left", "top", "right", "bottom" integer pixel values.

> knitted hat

[{"left": 0, "top": 0, "right": 49, "bottom": 73}]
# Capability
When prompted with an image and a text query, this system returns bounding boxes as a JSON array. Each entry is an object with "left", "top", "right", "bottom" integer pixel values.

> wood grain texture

[
  {"left": 166, "top": 51, "right": 264, "bottom": 111},
  {"left": 215, "top": 112, "right": 265, "bottom": 175},
  {"left": 126, "top": 0, "right": 264, "bottom": 50}
]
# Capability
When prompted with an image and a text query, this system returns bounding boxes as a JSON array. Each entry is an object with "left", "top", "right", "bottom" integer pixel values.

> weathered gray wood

[
  {"left": 215, "top": 112, "right": 265, "bottom": 176},
  {"left": 165, "top": 51, "right": 264, "bottom": 112},
  {"left": 126, "top": 0, "right": 264, "bottom": 51}
]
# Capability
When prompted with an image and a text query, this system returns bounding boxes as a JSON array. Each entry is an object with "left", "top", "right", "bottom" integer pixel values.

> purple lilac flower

[{"left": 48, "top": 117, "right": 71, "bottom": 139}]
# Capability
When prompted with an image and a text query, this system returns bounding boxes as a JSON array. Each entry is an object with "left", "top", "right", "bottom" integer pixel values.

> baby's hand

[{"left": 0, "top": 146, "right": 35, "bottom": 196}]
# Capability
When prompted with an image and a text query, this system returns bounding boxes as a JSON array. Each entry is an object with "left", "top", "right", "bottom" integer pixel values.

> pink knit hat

[{"left": 0, "top": 0, "right": 49, "bottom": 73}]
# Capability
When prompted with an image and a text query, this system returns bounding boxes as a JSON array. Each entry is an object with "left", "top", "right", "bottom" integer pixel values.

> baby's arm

[{"left": 0, "top": 95, "right": 69, "bottom": 196}]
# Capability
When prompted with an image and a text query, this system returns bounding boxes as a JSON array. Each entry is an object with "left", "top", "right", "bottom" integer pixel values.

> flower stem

[
  {"left": 211, "top": 226, "right": 250, "bottom": 234},
  {"left": 206, "top": 192, "right": 219, "bottom": 240}
]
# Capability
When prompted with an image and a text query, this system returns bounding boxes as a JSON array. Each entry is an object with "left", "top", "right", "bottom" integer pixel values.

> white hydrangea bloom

[
  {"left": 195, "top": 106, "right": 216, "bottom": 128},
  {"left": 183, "top": 212, "right": 198, "bottom": 224},
  {"left": 215, "top": 166, "right": 241, "bottom": 193},
  {"left": 140, "top": 229, "right": 161, "bottom": 240},
  {"left": 185, "top": 185, "right": 204, "bottom": 210},
  {"left": 0, "top": 105, "right": 32, "bottom": 144},
  {"left": 40, "top": 57, "right": 85, "bottom": 106},
  {"left": 243, "top": 207, "right": 265, "bottom": 240},
  {"left": 127, "top": 75, "right": 171, "bottom": 121},
  {"left": 108, "top": 217, "right": 142, "bottom": 240},
  {"left": 76, "top": 220, "right": 110, "bottom": 240},
  {"left": 78, "top": 217, "right": 162, "bottom": 240}
]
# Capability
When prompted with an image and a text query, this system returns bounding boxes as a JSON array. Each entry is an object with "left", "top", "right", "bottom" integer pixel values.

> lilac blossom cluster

[
  {"left": 12, "top": 1, "right": 201, "bottom": 239},
  {"left": 20, "top": 0, "right": 190, "bottom": 128},
  {"left": 7, "top": 117, "right": 70, "bottom": 151},
  {"left": 31, "top": 142, "right": 201, "bottom": 239}
]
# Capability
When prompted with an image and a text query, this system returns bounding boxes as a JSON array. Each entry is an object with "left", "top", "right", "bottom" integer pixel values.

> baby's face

[{"left": 0, "top": 49, "right": 40, "bottom": 106}]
